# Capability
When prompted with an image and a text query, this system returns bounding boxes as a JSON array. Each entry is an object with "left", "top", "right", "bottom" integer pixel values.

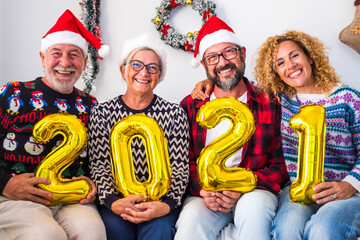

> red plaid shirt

[{"left": 180, "top": 77, "right": 289, "bottom": 197}]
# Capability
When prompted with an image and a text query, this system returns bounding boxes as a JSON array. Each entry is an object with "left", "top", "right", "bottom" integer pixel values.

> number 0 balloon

[
  {"left": 289, "top": 104, "right": 326, "bottom": 204},
  {"left": 33, "top": 113, "right": 91, "bottom": 205},
  {"left": 110, "top": 113, "right": 171, "bottom": 201},
  {"left": 196, "top": 97, "right": 257, "bottom": 192}
]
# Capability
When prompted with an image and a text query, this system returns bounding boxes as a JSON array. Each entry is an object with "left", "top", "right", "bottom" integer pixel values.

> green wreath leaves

[{"left": 152, "top": 0, "right": 216, "bottom": 52}]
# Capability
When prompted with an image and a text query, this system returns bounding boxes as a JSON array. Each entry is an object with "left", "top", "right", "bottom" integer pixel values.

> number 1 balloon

[{"left": 289, "top": 104, "right": 326, "bottom": 204}]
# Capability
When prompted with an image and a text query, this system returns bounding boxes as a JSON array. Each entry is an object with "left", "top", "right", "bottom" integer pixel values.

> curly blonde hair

[{"left": 254, "top": 30, "right": 341, "bottom": 98}]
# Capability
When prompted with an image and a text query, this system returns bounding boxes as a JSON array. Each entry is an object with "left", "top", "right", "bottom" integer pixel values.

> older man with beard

[
  {"left": 0, "top": 10, "right": 108, "bottom": 240},
  {"left": 175, "top": 16, "right": 288, "bottom": 240}
]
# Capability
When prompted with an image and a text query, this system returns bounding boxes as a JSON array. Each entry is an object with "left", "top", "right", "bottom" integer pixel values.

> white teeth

[
  {"left": 135, "top": 79, "right": 150, "bottom": 84},
  {"left": 56, "top": 70, "right": 72, "bottom": 74},
  {"left": 289, "top": 70, "right": 301, "bottom": 78},
  {"left": 219, "top": 68, "right": 232, "bottom": 74}
]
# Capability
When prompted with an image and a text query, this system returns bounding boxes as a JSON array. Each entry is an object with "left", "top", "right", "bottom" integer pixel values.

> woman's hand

[
  {"left": 121, "top": 201, "right": 170, "bottom": 224},
  {"left": 191, "top": 79, "right": 213, "bottom": 101},
  {"left": 312, "top": 181, "right": 357, "bottom": 204},
  {"left": 111, "top": 195, "right": 147, "bottom": 216}
]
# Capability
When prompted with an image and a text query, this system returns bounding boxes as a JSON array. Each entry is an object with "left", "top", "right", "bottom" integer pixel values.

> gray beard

[{"left": 207, "top": 62, "right": 245, "bottom": 92}]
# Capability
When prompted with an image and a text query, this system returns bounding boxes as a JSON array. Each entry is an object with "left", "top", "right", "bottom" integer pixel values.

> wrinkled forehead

[{"left": 45, "top": 43, "right": 86, "bottom": 56}]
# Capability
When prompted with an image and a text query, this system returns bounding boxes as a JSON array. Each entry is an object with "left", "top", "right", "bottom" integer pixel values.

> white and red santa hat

[
  {"left": 191, "top": 16, "right": 242, "bottom": 68},
  {"left": 41, "top": 9, "right": 109, "bottom": 58}
]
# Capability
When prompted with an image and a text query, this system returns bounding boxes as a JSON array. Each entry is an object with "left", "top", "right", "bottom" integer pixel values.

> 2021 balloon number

[
  {"left": 33, "top": 113, "right": 91, "bottom": 205},
  {"left": 196, "top": 97, "right": 257, "bottom": 192},
  {"left": 110, "top": 113, "right": 171, "bottom": 201},
  {"left": 289, "top": 105, "right": 326, "bottom": 204}
]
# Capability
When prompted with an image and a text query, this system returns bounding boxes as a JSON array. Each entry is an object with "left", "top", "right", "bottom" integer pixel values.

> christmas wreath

[{"left": 152, "top": 0, "right": 216, "bottom": 52}]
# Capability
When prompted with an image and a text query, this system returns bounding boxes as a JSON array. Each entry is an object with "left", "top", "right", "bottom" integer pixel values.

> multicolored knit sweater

[
  {"left": 0, "top": 77, "right": 97, "bottom": 193},
  {"left": 281, "top": 85, "right": 360, "bottom": 192}
]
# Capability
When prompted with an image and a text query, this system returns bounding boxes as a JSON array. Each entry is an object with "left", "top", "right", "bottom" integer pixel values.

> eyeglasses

[
  {"left": 129, "top": 60, "right": 161, "bottom": 74},
  {"left": 203, "top": 47, "right": 240, "bottom": 66}
]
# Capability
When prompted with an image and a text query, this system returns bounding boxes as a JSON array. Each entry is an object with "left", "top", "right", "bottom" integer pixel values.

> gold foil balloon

[
  {"left": 196, "top": 97, "right": 257, "bottom": 192},
  {"left": 33, "top": 113, "right": 91, "bottom": 205},
  {"left": 289, "top": 105, "right": 326, "bottom": 204},
  {"left": 110, "top": 113, "right": 171, "bottom": 201}
]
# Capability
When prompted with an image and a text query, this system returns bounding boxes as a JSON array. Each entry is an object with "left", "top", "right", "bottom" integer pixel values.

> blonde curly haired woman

[{"left": 255, "top": 30, "right": 360, "bottom": 240}]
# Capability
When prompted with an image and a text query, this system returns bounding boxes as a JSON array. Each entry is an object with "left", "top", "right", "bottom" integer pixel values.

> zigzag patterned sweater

[
  {"left": 281, "top": 85, "right": 360, "bottom": 192},
  {"left": 88, "top": 95, "right": 189, "bottom": 211}
]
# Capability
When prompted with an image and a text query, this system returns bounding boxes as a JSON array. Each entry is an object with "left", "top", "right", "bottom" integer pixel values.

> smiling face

[
  {"left": 40, "top": 44, "right": 87, "bottom": 94},
  {"left": 274, "top": 40, "right": 316, "bottom": 94},
  {"left": 121, "top": 49, "right": 160, "bottom": 97},
  {"left": 202, "top": 42, "right": 245, "bottom": 92}
]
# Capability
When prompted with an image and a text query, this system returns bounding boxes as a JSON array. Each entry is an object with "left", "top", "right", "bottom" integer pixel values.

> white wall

[
  {"left": 2, "top": 0, "right": 360, "bottom": 103},
  {"left": 2, "top": 0, "right": 81, "bottom": 83},
  {"left": 0, "top": 1, "right": 4, "bottom": 80}
]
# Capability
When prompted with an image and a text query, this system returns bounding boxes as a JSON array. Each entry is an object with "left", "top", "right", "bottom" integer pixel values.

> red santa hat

[
  {"left": 191, "top": 16, "right": 242, "bottom": 68},
  {"left": 31, "top": 90, "right": 42, "bottom": 96},
  {"left": 41, "top": 9, "right": 109, "bottom": 58}
]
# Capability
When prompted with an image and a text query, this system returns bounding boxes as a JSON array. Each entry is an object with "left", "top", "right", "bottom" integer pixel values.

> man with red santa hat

[
  {"left": 175, "top": 16, "right": 288, "bottom": 240},
  {"left": 0, "top": 9, "right": 108, "bottom": 240}
]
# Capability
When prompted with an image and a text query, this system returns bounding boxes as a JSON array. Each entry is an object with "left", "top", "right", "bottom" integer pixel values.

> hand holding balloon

[
  {"left": 200, "top": 189, "right": 242, "bottom": 212},
  {"left": 312, "top": 181, "right": 356, "bottom": 204}
]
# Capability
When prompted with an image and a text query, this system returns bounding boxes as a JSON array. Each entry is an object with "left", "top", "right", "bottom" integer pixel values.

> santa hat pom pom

[
  {"left": 191, "top": 57, "right": 200, "bottom": 68},
  {"left": 98, "top": 45, "right": 110, "bottom": 58}
]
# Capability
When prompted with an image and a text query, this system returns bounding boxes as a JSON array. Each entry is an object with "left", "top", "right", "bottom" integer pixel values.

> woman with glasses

[{"left": 88, "top": 34, "right": 190, "bottom": 240}]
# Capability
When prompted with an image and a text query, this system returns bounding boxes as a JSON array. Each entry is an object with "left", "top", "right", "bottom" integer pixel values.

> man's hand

[
  {"left": 121, "top": 201, "right": 170, "bottom": 224},
  {"left": 74, "top": 176, "right": 97, "bottom": 204},
  {"left": 2, "top": 173, "right": 52, "bottom": 205},
  {"left": 200, "top": 189, "right": 242, "bottom": 212},
  {"left": 215, "top": 191, "right": 242, "bottom": 212},
  {"left": 200, "top": 189, "right": 221, "bottom": 211},
  {"left": 191, "top": 79, "right": 213, "bottom": 100}
]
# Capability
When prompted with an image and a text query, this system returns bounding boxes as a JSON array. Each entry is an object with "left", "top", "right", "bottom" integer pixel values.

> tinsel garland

[
  {"left": 152, "top": 0, "right": 216, "bottom": 52},
  {"left": 79, "top": 0, "right": 102, "bottom": 93}
]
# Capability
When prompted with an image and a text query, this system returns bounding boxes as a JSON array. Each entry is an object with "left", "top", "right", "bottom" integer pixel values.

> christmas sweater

[
  {"left": 0, "top": 77, "right": 98, "bottom": 193},
  {"left": 281, "top": 85, "right": 360, "bottom": 192},
  {"left": 88, "top": 95, "right": 189, "bottom": 211}
]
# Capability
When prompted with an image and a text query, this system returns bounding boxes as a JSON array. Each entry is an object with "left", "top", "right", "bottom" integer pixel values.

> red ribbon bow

[
  {"left": 161, "top": 25, "right": 171, "bottom": 35},
  {"left": 169, "top": 0, "right": 180, "bottom": 8},
  {"left": 203, "top": 10, "right": 211, "bottom": 20},
  {"left": 183, "top": 41, "right": 193, "bottom": 51}
]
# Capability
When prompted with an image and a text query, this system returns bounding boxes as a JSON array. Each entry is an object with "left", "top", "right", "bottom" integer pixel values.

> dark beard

[{"left": 206, "top": 62, "right": 245, "bottom": 92}]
